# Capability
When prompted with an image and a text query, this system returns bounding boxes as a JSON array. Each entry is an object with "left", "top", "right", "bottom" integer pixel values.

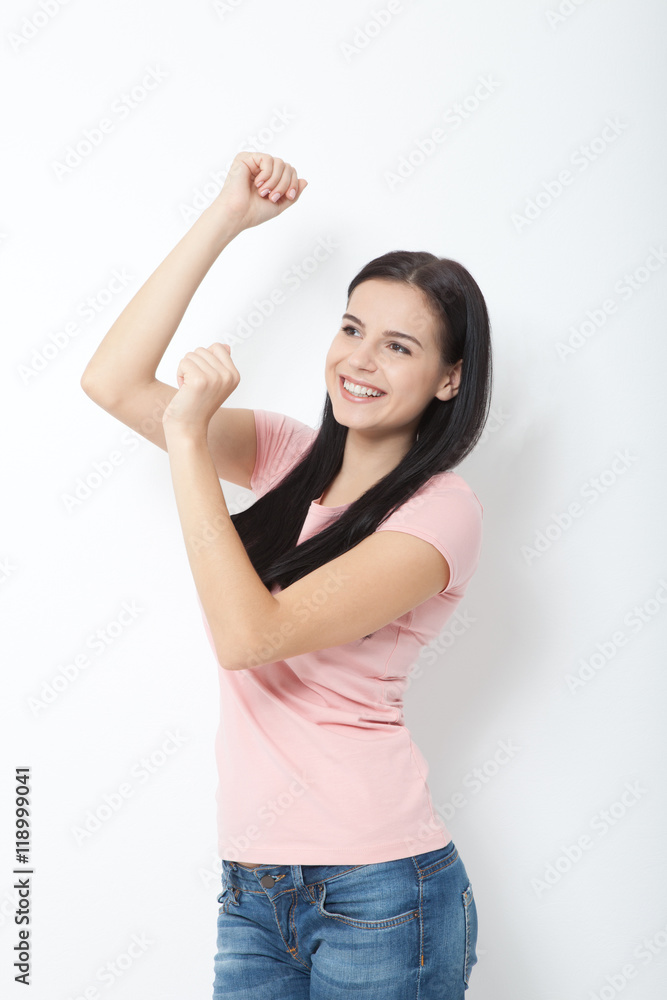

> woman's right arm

[{"left": 80, "top": 152, "right": 307, "bottom": 489}]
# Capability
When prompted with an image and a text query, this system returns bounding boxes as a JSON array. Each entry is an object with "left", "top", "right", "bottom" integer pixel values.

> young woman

[{"left": 81, "top": 151, "right": 492, "bottom": 999}]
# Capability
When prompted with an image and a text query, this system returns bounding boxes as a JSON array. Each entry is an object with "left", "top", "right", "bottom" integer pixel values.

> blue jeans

[{"left": 212, "top": 839, "right": 478, "bottom": 998}]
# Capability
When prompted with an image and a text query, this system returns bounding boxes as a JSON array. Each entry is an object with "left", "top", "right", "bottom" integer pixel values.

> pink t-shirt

[{"left": 198, "top": 408, "right": 484, "bottom": 865}]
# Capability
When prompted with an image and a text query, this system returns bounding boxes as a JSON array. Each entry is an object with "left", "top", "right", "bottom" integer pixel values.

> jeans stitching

[
  {"left": 286, "top": 891, "right": 310, "bottom": 969},
  {"left": 217, "top": 885, "right": 241, "bottom": 914},
  {"left": 316, "top": 882, "right": 420, "bottom": 930},
  {"left": 273, "top": 889, "right": 310, "bottom": 971},
  {"left": 417, "top": 872, "right": 425, "bottom": 989},
  {"left": 303, "top": 879, "right": 318, "bottom": 903},
  {"left": 318, "top": 907, "right": 420, "bottom": 930},
  {"left": 313, "top": 863, "right": 367, "bottom": 884},
  {"left": 227, "top": 865, "right": 366, "bottom": 892},
  {"left": 412, "top": 845, "right": 460, "bottom": 879},
  {"left": 217, "top": 873, "right": 230, "bottom": 915},
  {"left": 462, "top": 883, "right": 474, "bottom": 986}
]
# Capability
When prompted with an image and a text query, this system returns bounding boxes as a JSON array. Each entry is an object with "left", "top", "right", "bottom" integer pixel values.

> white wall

[{"left": 2, "top": 0, "right": 666, "bottom": 997}]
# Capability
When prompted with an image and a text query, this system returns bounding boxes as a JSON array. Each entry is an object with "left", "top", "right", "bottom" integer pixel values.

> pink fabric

[{"left": 198, "top": 408, "right": 484, "bottom": 865}]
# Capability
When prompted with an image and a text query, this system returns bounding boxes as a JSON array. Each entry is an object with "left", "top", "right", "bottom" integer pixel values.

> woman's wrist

[
  {"left": 204, "top": 196, "right": 248, "bottom": 247},
  {"left": 163, "top": 416, "right": 208, "bottom": 444}
]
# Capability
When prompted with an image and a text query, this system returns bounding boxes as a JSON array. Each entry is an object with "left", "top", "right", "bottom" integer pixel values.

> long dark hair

[{"left": 230, "top": 250, "right": 492, "bottom": 594}]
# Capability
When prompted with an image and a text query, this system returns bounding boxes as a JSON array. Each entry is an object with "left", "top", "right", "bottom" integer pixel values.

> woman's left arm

[
  {"left": 162, "top": 339, "right": 280, "bottom": 670},
  {"left": 164, "top": 424, "right": 280, "bottom": 667}
]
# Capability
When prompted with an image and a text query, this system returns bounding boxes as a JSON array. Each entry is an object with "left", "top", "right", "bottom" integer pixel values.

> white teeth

[{"left": 343, "top": 378, "right": 384, "bottom": 397}]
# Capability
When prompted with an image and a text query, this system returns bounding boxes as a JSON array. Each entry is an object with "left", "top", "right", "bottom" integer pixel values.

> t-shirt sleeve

[
  {"left": 250, "top": 409, "right": 318, "bottom": 499},
  {"left": 375, "top": 484, "right": 483, "bottom": 595}
]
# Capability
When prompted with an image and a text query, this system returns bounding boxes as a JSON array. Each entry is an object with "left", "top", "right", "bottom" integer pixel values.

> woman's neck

[{"left": 321, "top": 427, "right": 416, "bottom": 506}]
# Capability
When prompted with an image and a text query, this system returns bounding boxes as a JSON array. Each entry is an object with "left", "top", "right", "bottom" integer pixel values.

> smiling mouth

[{"left": 339, "top": 375, "right": 387, "bottom": 399}]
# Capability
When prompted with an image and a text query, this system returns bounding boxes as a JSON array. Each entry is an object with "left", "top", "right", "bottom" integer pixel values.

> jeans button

[{"left": 260, "top": 874, "right": 276, "bottom": 888}]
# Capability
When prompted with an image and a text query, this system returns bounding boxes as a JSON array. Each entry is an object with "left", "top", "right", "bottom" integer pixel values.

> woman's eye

[{"left": 341, "top": 326, "right": 410, "bottom": 355}]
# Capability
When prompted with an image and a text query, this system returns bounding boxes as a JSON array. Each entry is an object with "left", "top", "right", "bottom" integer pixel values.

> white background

[{"left": 2, "top": 0, "right": 666, "bottom": 997}]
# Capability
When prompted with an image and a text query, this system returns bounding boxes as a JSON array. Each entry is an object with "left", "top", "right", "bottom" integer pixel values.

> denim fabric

[{"left": 212, "top": 839, "right": 478, "bottom": 998}]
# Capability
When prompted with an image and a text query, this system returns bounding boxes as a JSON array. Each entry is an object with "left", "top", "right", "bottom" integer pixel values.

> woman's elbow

[{"left": 214, "top": 636, "right": 263, "bottom": 672}]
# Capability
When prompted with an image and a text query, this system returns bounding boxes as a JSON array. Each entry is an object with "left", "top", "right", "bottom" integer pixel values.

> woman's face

[{"left": 324, "top": 278, "right": 461, "bottom": 439}]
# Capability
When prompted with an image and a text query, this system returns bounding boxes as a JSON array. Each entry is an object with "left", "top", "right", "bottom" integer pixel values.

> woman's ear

[{"left": 435, "top": 359, "right": 462, "bottom": 401}]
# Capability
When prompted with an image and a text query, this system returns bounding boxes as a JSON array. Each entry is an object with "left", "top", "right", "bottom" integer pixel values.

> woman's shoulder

[
  {"left": 417, "top": 468, "right": 483, "bottom": 514},
  {"left": 376, "top": 467, "right": 484, "bottom": 595},
  {"left": 254, "top": 408, "right": 317, "bottom": 434},
  {"left": 251, "top": 409, "right": 318, "bottom": 497},
  {"left": 253, "top": 408, "right": 318, "bottom": 449}
]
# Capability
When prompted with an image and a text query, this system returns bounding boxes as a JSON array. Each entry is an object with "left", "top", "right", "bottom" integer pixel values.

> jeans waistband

[{"left": 223, "top": 841, "right": 456, "bottom": 890}]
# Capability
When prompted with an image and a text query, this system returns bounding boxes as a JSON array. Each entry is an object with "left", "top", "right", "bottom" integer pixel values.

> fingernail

[
  {"left": 260, "top": 188, "right": 270, "bottom": 197},
  {"left": 287, "top": 188, "right": 296, "bottom": 199},
  {"left": 270, "top": 191, "right": 281, "bottom": 202}
]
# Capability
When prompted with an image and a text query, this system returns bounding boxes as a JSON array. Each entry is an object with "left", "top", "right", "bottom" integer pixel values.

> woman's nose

[{"left": 347, "top": 345, "right": 378, "bottom": 370}]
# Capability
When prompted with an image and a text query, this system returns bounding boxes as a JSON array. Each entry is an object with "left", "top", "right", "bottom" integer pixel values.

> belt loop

[
  {"left": 291, "top": 864, "right": 304, "bottom": 889},
  {"left": 291, "top": 864, "right": 316, "bottom": 903}
]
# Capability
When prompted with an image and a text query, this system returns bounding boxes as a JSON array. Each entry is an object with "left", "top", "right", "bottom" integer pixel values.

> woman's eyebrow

[{"left": 342, "top": 313, "right": 424, "bottom": 349}]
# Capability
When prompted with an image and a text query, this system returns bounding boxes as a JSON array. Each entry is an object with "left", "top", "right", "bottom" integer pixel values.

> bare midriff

[{"left": 236, "top": 861, "right": 268, "bottom": 868}]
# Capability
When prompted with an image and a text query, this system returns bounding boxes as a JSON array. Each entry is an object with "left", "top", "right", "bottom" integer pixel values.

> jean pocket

[
  {"left": 462, "top": 882, "right": 478, "bottom": 987},
  {"left": 316, "top": 866, "right": 420, "bottom": 930}
]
